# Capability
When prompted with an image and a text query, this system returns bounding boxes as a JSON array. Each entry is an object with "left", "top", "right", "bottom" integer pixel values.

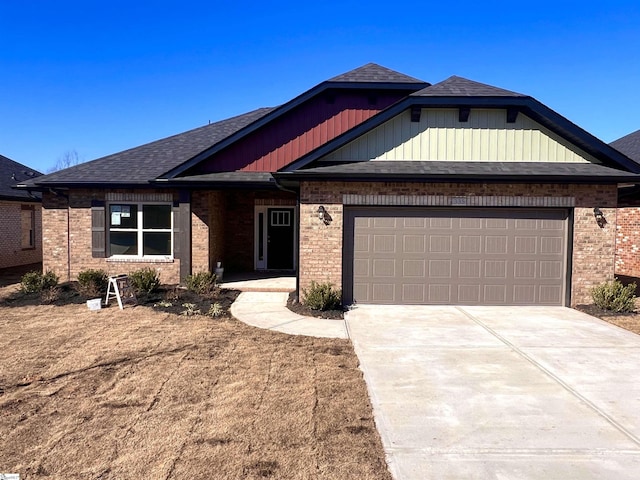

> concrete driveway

[{"left": 346, "top": 305, "right": 640, "bottom": 479}]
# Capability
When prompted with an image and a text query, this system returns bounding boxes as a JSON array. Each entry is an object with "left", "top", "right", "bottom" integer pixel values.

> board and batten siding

[{"left": 321, "top": 109, "right": 599, "bottom": 163}]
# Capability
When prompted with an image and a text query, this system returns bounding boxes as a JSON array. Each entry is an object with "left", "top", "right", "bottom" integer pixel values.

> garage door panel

[
  {"left": 459, "top": 236, "right": 482, "bottom": 253},
  {"left": 429, "top": 235, "right": 452, "bottom": 253},
  {"left": 373, "top": 259, "right": 395, "bottom": 277},
  {"left": 459, "top": 260, "right": 481, "bottom": 278},
  {"left": 403, "top": 260, "right": 425, "bottom": 277},
  {"left": 485, "top": 285, "right": 507, "bottom": 303},
  {"left": 515, "top": 236, "right": 537, "bottom": 254},
  {"left": 402, "top": 284, "right": 425, "bottom": 302},
  {"left": 403, "top": 235, "right": 425, "bottom": 253},
  {"left": 373, "top": 235, "right": 396, "bottom": 252},
  {"left": 372, "top": 284, "right": 395, "bottom": 302},
  {"left": 429, "top": 284, "right": 451, "bottom": 303},
  {"left": 347, "top": 208, "right": 568, "bottom": 306}
]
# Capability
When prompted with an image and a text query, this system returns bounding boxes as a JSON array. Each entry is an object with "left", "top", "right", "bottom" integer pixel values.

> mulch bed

[
  {"left": 0, "top": 282, "right": 239, "bottom": 318},
  {"left": 287, "top": 292, "right": 345, "bottom": 320}
]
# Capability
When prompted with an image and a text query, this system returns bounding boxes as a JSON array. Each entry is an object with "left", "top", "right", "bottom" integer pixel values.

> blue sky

[{"left": 2, "top": 1, "right": 640, "bottom": 173}]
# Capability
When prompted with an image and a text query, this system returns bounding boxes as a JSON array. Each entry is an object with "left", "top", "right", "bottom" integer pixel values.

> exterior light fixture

[
  {"left": 317, "top": 206, "right": 332, "bottom": 225},
  {"left": 593, "top": 207, "right": 607, "bottom": 228}
]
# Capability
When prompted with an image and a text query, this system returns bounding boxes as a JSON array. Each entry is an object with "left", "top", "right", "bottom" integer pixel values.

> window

[
  {"left": 21, "top": 205, "right": 35, "bottom": 249},
  {"left": 108, "top": 203, "right": 172, "bottom": 257}
]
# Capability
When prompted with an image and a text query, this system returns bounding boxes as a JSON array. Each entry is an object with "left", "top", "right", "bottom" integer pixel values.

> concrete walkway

[
  {"left": 346, "top": 305, "right": 640, "bottom": 480},
  {"left": 230, "top": 291, "right": 348, "bottom": 339}
]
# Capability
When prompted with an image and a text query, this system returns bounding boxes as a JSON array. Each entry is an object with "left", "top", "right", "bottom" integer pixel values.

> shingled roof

[
  {"left": 328, "top": 63, "right": 425, "bottom": 84},
  {"left": 611, "top": 129, "right": 640, "bottom": 162},
  {"left": 276, "top": 161, "right": 639, "bottom": 184},
  {"left": 413, "top": 75, "right": 526, "bottom": 97},
  {"left": 24, "top": 107, "right": 275, "bottom": 186},
  {"left": 0, "top": 154, "right": 42, "bottom": 200}
]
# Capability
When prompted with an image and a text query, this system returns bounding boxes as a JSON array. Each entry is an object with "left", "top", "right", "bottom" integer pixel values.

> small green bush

[
  {"left": 591, "top": 279, "right": 637, "bottom": 313},
  {"left": 21, "top": 270, "right": 59, "bottom": 294},
  {"left": 302, "top": 281, "right": 342, "bottom": 311},
  {"left": 129, "top": 267, "right": 161, "bottom": 294},
  {"left": 77, "top": 269, "right": 108, "bottom": 297},
  {"left": 185, "top": 271, "right": 217, "bottom": 295}
]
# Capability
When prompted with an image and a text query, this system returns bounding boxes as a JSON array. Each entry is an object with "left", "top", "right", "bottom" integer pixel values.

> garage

[{"left": 343, "top": 207, "right": 569, "bottom": 306}]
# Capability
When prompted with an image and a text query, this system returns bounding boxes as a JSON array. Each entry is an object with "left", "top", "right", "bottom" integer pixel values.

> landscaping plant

[
  {"left": 185, "top": 271, "right": 217, "bottom": 295},
  {"left": 302, "top": 281, "right": 342, "bottom": 311},
  {"left": 129, "top": 267, "right": 161, "bottom": 294},
  {"left": 77, "top": 269, "right": 109, "bottom": 298},
  {"left": 20, "top": 270, "right": 59, "bottom": 294},
  {"left": 591, "top": 279, "right": 637, "bottom": 313}
]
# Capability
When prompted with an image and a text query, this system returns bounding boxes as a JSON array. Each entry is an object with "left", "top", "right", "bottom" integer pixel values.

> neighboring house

[
  {"left": 610, "top": 129, "right": 640, "bottom": 278},
  {"left": 16, "top": 63, "right": 640, "bottom": 306},
  {"left": 0, "top": 154, "right": 42, "bottom": 269}
]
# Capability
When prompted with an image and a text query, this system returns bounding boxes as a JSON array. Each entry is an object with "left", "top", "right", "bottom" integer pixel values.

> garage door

[{"left": 344, "top": 208, "right": 569, "bottom": 306}]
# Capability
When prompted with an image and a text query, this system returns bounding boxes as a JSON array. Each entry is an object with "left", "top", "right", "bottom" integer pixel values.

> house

[
  {"left": 0, "top": 154, "right": 42, "bottom": 269},
  {"left": 610, "top": 129, "right": 640, "bottom": 278},
  {"left": 16, "top": 63, "right": 640, "bottom": 306}
]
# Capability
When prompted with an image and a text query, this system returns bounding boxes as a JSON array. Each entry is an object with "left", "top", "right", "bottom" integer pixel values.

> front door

[{"left": 266, "top": 208, "right": 294, "bottom": 269}]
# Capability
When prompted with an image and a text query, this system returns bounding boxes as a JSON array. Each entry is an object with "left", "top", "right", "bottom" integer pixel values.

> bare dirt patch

[{"left": 0, "top": 300, "right": 390, "bottom": 479}]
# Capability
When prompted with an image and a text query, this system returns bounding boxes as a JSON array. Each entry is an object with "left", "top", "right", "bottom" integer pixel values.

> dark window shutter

[
  {"left": 172, "top": 205, "right": 181, "bottom": 259},
  {"left": 91, "top": 204, "right": 106, "bottom": 258}
]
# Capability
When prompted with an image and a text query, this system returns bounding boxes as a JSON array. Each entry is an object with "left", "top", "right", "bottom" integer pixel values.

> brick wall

[
  {"left": 615, "top": 207, "right": 640, "bottom": 278},
  {"left": 192, "top": 191, "right": 211, "bottom": 273},
  {"left": 0, "top": 200, "right": 43, "bottom": 269},
  {"left": 209, "top": 191, "right": 226, "bottom": 271},
  {"left": 299, "top": 181, "right": 617, "bottom": 306},
  {"left": 42, "top": 190, "right": 182, "bottom": 283}
]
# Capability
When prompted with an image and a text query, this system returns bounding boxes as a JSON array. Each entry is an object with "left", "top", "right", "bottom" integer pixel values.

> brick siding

[
  {"left": 41, "top": 188, "right": 296, "bottom": 283},
  {"left": 0, "top": 200, "right": 42, "bottom": 269},
  {"left": 299, "top": 181, "right": 617, "bottom": 306},
  {"left": 615, "top": 207, "right": 640, "bottom": 278}
]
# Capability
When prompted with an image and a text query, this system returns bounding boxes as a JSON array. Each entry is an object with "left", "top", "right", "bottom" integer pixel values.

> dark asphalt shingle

[
  {"left": 284, "top": 161, "right": 638, "bottom": 181},
  {"left": 413, "top": 75, "right": 527, "bottom": 97},
  {"left": 26, "top": 107, "right": 275, "bottom": 186},
  {"left": 329, "top": 63, "right": 425, "bottom": 83},
  {"left": 0, "top": 154, "right": 42, "bottom": 200},
  {"left": 611, "top": 129, "right": 640, "bottom": 162}
]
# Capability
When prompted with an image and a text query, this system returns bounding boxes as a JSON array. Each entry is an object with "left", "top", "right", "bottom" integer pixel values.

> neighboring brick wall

[
  {"left": 0, "top": 200, "right": 43, "bottom": 269},
  {"left": 615, "top": 207, "right": 640, "bottom": 277},
  {"left": 299, "top": 181, "right": 617, "bottom": 306}
]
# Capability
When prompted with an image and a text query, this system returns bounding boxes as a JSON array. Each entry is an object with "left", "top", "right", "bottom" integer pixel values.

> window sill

[
  {"left": 107, "top": 257, "right": 174, "bottom": 263},
  {"left": 21, "top": 247, "right": 36, "bottom": 251}
]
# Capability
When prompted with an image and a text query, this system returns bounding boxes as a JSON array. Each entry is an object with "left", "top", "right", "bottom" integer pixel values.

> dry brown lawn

[{"left": 0, "top": 299, "right": 391, "bottom": 479}]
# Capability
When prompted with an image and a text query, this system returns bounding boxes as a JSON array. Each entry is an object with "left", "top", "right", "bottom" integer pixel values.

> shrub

[
  {"left": 77, "top": 269, "right": 108, "bottom": 298},
  {"left": 302, "top": 281, "right": 341, "bottom": 311},
  {"left": 21, "top": 270, "right": 59, "bottom": 294},
  {"left": 185, "top": 271, "right": 217, "bottom": 295},
  {"left": 207, "top": 302, "right": 224, "bottom": 318},
  {"left": 591, "top": 279, "right": 636, "bottom": 313},
  {"left": 129, "top": 267, "right": 161, "bottom": 294}
]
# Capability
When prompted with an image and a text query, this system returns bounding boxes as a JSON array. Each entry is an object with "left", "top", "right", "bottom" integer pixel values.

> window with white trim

[{"left": 108, "top": 203, "right": 172, "bottom": 257}]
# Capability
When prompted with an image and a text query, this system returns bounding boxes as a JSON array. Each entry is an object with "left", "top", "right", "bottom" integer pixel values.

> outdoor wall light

[
  {"left": 317, "top": 206, "right": 332, "bottom": 225},
  {"left": 593, "top": 207, "right": 607, "bottom": 228}
]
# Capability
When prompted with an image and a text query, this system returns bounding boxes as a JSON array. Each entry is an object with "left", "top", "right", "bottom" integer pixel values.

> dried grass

[{"left": 0, "top": 303, "right": 390, "bottom": 479}]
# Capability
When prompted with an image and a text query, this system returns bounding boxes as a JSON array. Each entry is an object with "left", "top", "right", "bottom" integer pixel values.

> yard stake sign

[{"left": 105, "top": 275, "right": 137, "bottom": 309}]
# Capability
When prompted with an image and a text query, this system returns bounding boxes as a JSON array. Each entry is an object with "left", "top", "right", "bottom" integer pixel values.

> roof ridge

[
  {"left": 413, "top": 75, "right": 526, "bottom": 97},
  {"left": 328, "top": 63, "right": 426, "bottom": 84}
]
